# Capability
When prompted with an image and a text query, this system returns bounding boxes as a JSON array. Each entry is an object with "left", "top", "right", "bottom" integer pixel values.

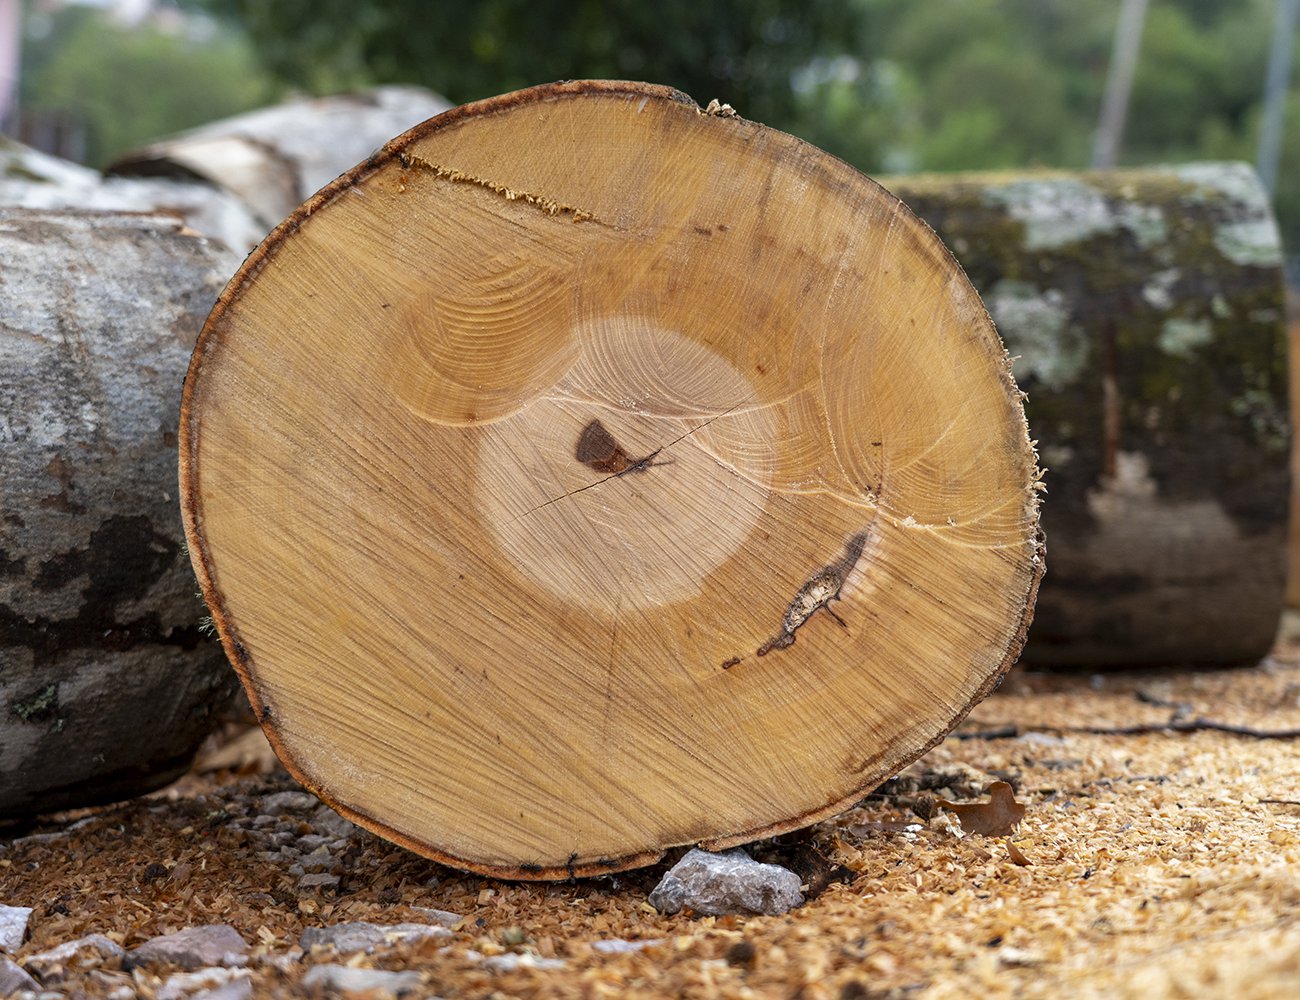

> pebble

[
  {"left": 0, "top": 904, "right": 31, "bottom": 952},
  {"left": 157, "top": 967, "right": 250, "bottom": 1000},
  {"left": 23, "top": 934, "right": 124, "bottom": 983},
  {"left": 409, "top": 907, "right": 463, "bottom": 929},
  {"left": 648, "top": 848, "right": 804, "bottom": 916},
  {"left": 300, "top": 921, "right": 452, "bottom": 955},
  {"left": 192, "top": 980, "right": 253, "bottom": 1000},
  {"left": 590, "top": 938, "right": 664, "bottom": 955},
  {"left": 296, "top": 873, "right": 341, "bottom": 891},
  {"left": 259, "top": 790, "right": 318, "bottom": 814},
  {"left": 482, "top": 952, "right": 567, "bottom": 972},
  {"left": 300, "top": 964, "right": 424, "bottom": 996},
  {"left": 0, "top": 955, "right": 39, "bottom": 994},
  {"left": 127, "top": 925, "right": 249, "bottom": 970},
  {"left": 310, "top": 804, "right": 357, "bottom": 840}
]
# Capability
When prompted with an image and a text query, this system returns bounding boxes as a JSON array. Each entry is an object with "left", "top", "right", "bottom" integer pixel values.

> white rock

[
  {"left": 0, "top": 955, "right": 39, "bottom": 994},
  {"left": 648, "top": 848, "right": 804, "bottom": 916},
  {"left": 481, "top": 952, "right": 567, "bottom": 972},
  {"left": 128, "top": 925, "right": 248, "bottom": 970},
  {"left": 590, "top": 938, "right": 664, "bottom": 955},
  {"left": 157, "top": 966, "right": 250, "bottom": 1000},
  {"left": 24, "top": 933, "right": 124, "bottom": 984},
  {"left": 300, "top": 964, "right": 424, "bottom": 995},
  {"left": 0, "top": 905, "right": 31, "bottom": 952},
  {"left": 299, "top": 921, "right": 451, "bottom": 955}
]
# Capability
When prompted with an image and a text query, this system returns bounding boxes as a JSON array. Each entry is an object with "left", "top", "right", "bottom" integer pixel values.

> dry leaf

[
  {"left": 1007, "top": 840, "right": 1033, "bottom": 866},
  {"left": 936, "top": 781, "right": 1026, "bottom": 836}
]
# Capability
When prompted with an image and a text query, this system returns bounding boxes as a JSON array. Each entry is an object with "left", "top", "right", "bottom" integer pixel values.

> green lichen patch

[{"left": 12, "top": 683, "right": 59, "bottom": 723}]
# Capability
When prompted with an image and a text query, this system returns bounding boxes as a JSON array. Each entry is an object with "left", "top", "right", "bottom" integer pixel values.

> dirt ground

[{"left": 4, "top": 626, "right": 1300, "bottom": 999}]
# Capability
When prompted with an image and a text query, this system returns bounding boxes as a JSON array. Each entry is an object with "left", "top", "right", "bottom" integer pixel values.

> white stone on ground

[
  {"left": 23, "top": 934, "right": 125, "bottom": 983},
  {"left": 300, "top": 964, "right": 425, "bottom": 995},
  {"left": 648, "top": 848, "right": 804, "bottom": 916},
  {"left": 128, "top": 924, "right": 249, "bottom": 970},
  {"left": 0, "top": 904, "right": 31, "bottom": 952},
  {"left": 299, "top": 921, "right": 452, "bottom": 954}
]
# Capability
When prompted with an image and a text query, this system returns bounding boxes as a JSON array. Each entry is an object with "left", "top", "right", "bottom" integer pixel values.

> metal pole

[
  {"left": 1092, "top": 0, "right": 1150, "bottom": 169},
  {"left": 1258, "top": 0, "right": 1300, "bottom": 197}
]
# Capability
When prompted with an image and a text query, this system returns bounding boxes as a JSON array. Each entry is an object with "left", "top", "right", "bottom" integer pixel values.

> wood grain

[{"left": 180, "top": 80, "right": 1043, "bottom": 878}]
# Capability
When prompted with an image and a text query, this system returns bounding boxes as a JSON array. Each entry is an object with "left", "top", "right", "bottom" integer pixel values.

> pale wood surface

[{"left": 181, "top": 81, "right": 1042, "bottom": 877}]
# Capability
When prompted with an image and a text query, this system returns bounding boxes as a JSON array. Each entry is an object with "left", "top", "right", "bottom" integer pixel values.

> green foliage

[
  {"left": 21, "top": 6, "right": 279, "bottom": 167},
  {"left": 179, "top": 0, "right": 1300, "bottom": 254}
]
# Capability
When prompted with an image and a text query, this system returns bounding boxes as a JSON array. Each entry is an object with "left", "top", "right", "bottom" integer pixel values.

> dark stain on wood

[
  {"left": 757, "top": 532, "right": 869, "bottom": 656},
  {"left": 721, "top": 657, "right": 742, "bottom": 670},
  {"left": 575, "top": 419, "right": 666, "bottom": 476}
]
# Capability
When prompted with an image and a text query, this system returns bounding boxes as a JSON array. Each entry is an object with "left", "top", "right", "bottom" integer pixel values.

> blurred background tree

[
  {"left": 16, "top": 1, "right": 277, "bottom": 167},
  {"left": 11, "top": 0, "right": 1298, "bottom": 256}
]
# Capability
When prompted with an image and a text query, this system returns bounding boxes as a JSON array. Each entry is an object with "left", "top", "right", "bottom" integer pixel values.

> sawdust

[{"left": 4, "top": 637, "right": 1300, "bottom": 998}]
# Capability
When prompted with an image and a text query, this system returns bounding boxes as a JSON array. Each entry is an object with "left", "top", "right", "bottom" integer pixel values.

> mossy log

[
  {"left": 0, "top": 209, "right": 243, "bottom": 819},
  {"left": 109, "top": 86, "right": 452, "bottom": 231},
  {"left": 182, "top": 81, "right": 1043, "bottom": 878},
  {"left": 886, "top": 164, "right": 1288, "bottom": 668}
]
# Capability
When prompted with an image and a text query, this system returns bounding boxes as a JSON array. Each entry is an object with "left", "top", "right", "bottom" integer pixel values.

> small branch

[{"left": 954, "top": 718, "right": 1300, "bottom": 741}]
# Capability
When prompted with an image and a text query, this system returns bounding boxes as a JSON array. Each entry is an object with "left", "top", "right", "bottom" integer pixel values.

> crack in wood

[
  {"left": 397, "top": 152, "right": 608, "bottom": 225},
  {"left": 757, "top": 532, "right": 869, "bottom": 657}
]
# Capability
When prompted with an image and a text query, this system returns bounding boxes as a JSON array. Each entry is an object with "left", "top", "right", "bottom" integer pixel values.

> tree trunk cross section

[{"left": 180, "top": 80, "right": 1043, "bottom": 878}]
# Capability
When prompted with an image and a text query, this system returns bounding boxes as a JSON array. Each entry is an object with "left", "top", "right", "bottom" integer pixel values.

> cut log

[
  {"left": 886, "top": 165, "right": 1289, "bottom": 668},
  {"left": 109, "top": 86, "right": 453, "bottom": 231},
  {"left": 0, "top": 209, "right": 243, "bottom": 819},
  {"left": 181, "top": 81, "right": 1043, "bottom": 878},
  {"left": 1, "top": 135, "right": 265, "bottom": 252}
]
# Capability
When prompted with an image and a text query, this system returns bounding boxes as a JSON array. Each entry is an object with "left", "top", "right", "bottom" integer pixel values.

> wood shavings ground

[{"left": 4, "top": 629, "right": 1300, "bottom": 998}]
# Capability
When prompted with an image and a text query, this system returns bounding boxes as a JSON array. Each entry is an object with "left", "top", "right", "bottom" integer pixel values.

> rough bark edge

[{"left": 179, "top": 79, "right": 1044, "bottom": 880}]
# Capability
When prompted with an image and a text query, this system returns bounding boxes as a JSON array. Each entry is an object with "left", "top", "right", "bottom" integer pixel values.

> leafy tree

[{"left": 21, "top": 5, "right": 278, "bottom": 167}]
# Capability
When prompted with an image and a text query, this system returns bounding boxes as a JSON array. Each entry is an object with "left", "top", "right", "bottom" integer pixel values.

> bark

[
  {"left": 0, "top": 209, "right": 244, "bottom": 818},
  {"left": 181, "top": 81, "right": 1042, "bottom": 878},
  {"left": 109, "top": 86, "right": 453, "bottom": 230},
  {"left": 886, "top": 163, "right": 1289, "bottom": 668},
  {"left": 1, "top": 135, "right": 264, "bottom": 252}
]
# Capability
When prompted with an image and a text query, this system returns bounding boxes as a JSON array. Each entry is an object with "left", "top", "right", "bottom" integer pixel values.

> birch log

[
  {"left": 0, "top": 209, "right": 243, "bottom": 818},
  {"left": 886, "top": 164, "right": 1288, "bottom": 668},
  {"left": 109, "top": 86, "right": 453, "bottom": 231}
]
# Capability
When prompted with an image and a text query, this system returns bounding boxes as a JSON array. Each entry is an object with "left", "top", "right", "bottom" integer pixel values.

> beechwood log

[
  {"left": 887, "top": 165, "right": 1288, "bottom": 668},
  {"left": 181, "top": 81, "right": 1043, "bottom": 879}
]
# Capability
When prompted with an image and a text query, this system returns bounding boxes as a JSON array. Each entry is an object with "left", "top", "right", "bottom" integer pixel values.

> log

[
  {"left": 0, "top": 209, "right": 243, "bottom": 819},
  {"left": 1, "top": 134, "right": 265, "bottom": 252},
  {"left": 109, "top": 86, "right": 453, "bottom": 231},
  {"left": 181, "top": 81, "right": 1043, "bottom": 878},
  {"left": 885, "top": 165, "right": 1289, "bottom": 668}
]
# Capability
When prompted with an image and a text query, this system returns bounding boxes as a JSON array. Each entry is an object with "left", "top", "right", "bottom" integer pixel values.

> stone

[
  {"left": 127, "top": 925, "right": 248, "bottom": 971},
  {"left": 260, "top": 790, "right": 318, "bottom": 814},
  {"left": 408, "top": 907, "right": 463, "bottom": 929},
  {"left": 482, "top": 952, "right": 567, "bottom": 972},
  {"left": 0, "top": 905, "right": 31, "bottom": 952},
  {"left": 300, "top": 964, "right": 424, "bottom": 996},
  {"left": 296, "top": 873, "right": 340, "bottom": 892},
  {"left": 157, "top": 967, "right": 250, "bottom": 1000},
  {"left": 648, "top": 848, "right": 804, "bottom": 916},
  {"left": 299, "top": 921, "right": 451, "bottom": 955},
  {"left": 23, "top": 933, "right": 124, "bottom": 984},
  {"left": 590, "top": 938, "right": 663, "bottom": 955},
  {"left": 0, "top": 955, "right": 39, "bottom": 994},
  {"left": 310, "top": 805, "right": 357, "bottom": 840},
  {"left": 193, "top": 981, "right": 254, "bottom": 1000}
]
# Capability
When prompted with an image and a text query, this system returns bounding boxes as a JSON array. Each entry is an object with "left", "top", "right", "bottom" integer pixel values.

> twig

[{"left": 954, "top": 718, "right": 1300, "bottom": 740}]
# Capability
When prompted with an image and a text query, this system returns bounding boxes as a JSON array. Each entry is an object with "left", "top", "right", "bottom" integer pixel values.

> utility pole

[
  {"left": 1092, "top": 0, "right": 1150, "bottom": 169},
  {"left": 1258, "top": 0, "right": 1300, "bottom": 197}
]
